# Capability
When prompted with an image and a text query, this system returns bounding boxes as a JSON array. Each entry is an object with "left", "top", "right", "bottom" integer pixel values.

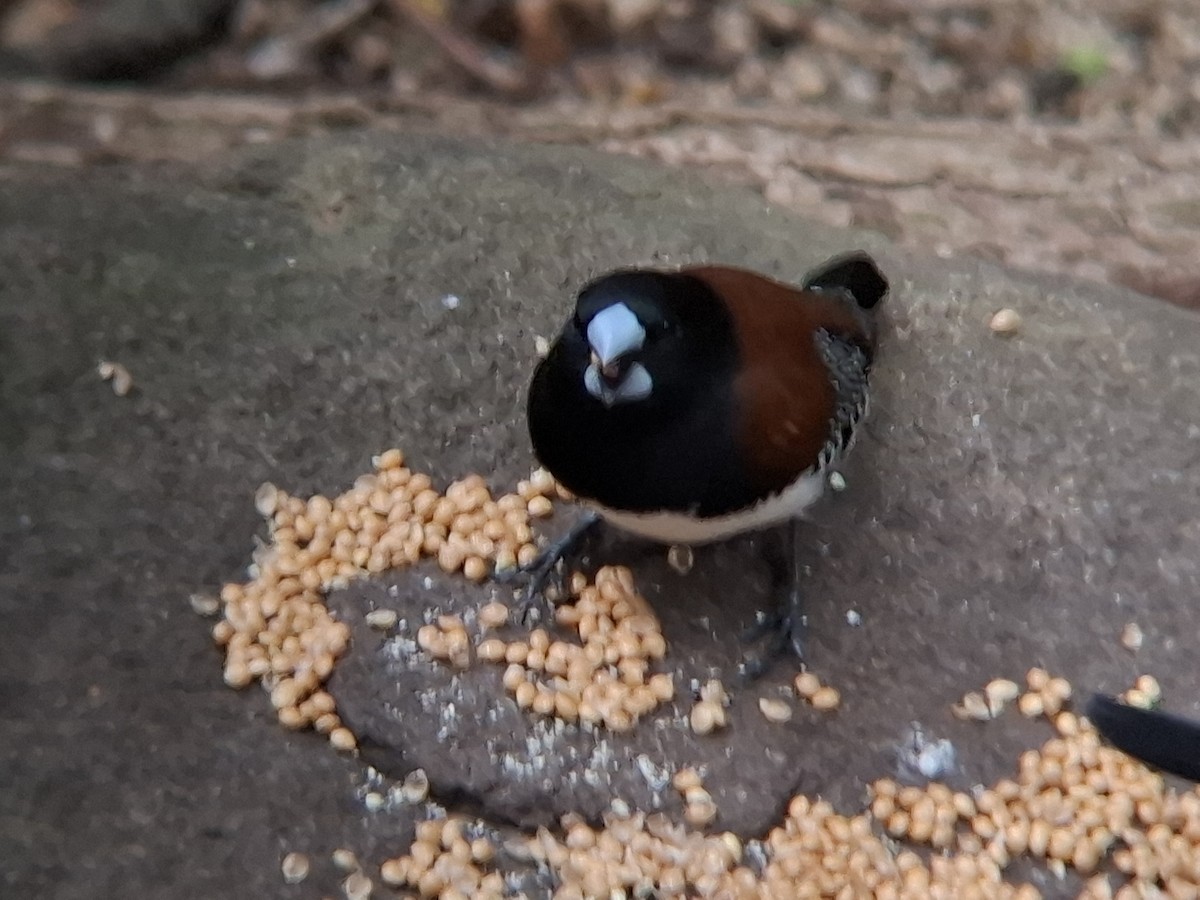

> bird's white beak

[
  {"left": 586, "top": 303, "right": 645, "bottom": 367},
  {"left": 584, "top": 303, "right": 653, "bottom": 406}
]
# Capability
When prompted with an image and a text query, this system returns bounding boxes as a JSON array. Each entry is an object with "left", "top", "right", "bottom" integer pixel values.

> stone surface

[{"left": 2, "top": 131, "right": 1199, "bottom": 897}]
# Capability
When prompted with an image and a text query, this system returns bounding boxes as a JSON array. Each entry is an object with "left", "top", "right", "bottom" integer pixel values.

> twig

[{"left": 388, "top": 0, "right": 530, "bottom": 96}]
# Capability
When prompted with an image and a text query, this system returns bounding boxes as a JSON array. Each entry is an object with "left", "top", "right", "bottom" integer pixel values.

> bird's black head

[{"left": 566, "top": 269, "right": 733, "bottom": 410}]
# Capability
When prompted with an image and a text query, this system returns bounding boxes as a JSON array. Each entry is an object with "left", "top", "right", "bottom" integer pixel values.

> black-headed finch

[{"left": 522, "top": 252, "right": 889, "bottom": 671}]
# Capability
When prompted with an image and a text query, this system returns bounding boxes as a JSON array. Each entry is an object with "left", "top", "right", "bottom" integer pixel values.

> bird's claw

[
  {"left": 503, "top": 555, "right": 562, "bottom": 626},
  {"left": 492, "top": 510, "right": 602, "bottom": 626},
  {"left": 737, "top": 603, "right": 806, "bottom": 682}
]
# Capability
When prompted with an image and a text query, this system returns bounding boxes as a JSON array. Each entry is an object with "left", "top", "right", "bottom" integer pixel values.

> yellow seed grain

[
  {"left": 527, "top": 496, "right": 554, "bottom": 518},
  {"left": 504, "top": 642, "right": 529, "bottom": 666},
  {"left": 365, "top": 609, "right": 398, "bottom": 630},
  {"left": 515, "top": 681, "right": 536, "bottom": 709},
  {"left": 985, "top": 678, "right": 1020, "bottom": 707},
  {"left": 988, "top": 308, "right": 1022, "bottom": 334},
  {"left": 690, "top": 701, "right": 722, "bottom": 735},
  {"left": 794, "top": 672, "right": 822, "bottom": 698},
  {"left": 478, "top": 601, "right": 509, "bottom": 630},
  {"left": 810, "top": 686, "right": 841, "bottom": 711},
  {"left": 1047, "top": 676, "right": 1073, "bottom": 701},
  {"left": 281, "top": 852, "right": 310, "bottom": 884},
  {"left": 649, "top": 673, "right": 674, "bottom": 701},
  {"left": 1018, "top": 692, "right": 1044, "bottom": 718},
  {"left": 314, "top": 712, "right": 340, "bottom": 734},
  {"left": 477, "top": 639, "right": 506, "bottom": 663},
  {"left": 759, "top": 697, "right": 793, "bottom": 723},
  {"left": 379, "top": 858, "right": 407, "bottom": 887},
  {"left": 329, "top": 727, "right": 357, "bottom": 752},
  {"left": 463, "top": 556, "right": 488, "bottom": 582},
  {"left": 532, "top": 689, "right": 556, "bottom": 716},
  {"left": 554, "top": 692, "right": 578, "bottom": 720},
  {"left": 278, "top": 706, "right": 307, "bottom": 729},
  {"left": 1120, "top": 622, "right": 1144, "bottom": 652},
  {"left": 1026, "top": 667, "right": 1050, "bottom": 691},
  {"left": 685, "top": 799, "right": 717, "bottom": 827},
  {"left": 342, "top": 871, "right": 371, "bottom": 900},
  {"left": 955, "top": 691, "right": 992, "bottom": 720},
  {"left": 886, "top": 812, "right": 910, "bottom": 838},
  {"left": 1135, "top": 674, "right": 1161, "bottom": 700},
  {"left": 667, "top": 544, "right": 694, "bottom": 574}
]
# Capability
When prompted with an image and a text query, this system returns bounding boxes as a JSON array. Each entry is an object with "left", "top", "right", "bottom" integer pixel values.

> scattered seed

[
  {"left": 527, "top": 496, "right": 554, "bottom": 518},
  {"left": 479, "top": 601, "right": 509, "bottom": 629},
  {"left": 672, "top": 768, "right": 702, "bottom": 792},
  {"left": 189, "top": 593, "right": 220, "bottom": 616},
  {"left": 988, "top": 308, "right": 1022, "bottom": 335},
  {"left": 463, "top": 556, "right": 488, "bottom": 582},
  {"left": 1017, "top": 692, "right": 1044, "bottom": 718},
  {"left": 477, "top": 638, "right": 506, "bottom": 662},
  {"left": 1046, "top": 676, "right": 1073, "bottom": 702},
  {"left": 758, "top": 697, "right": 793, "bottom": 723},
  {"left": 97, "top": 359, "right": 134, "bottom": 395},
  {"left": 332, "top": 848, "right": 359, "bottom": 872},
  {"left": 281, "top": 852, "right": 310, "bottom": 884},
  {"left": 374, "top": 448, "right": 404, "bottom": 470},
  {"left": 1135, "top": 674, "right": 1162, "bottom": 701},
  {"left": 1120, "top": 621, "right": 1144, "bottom": 652},
  {"left": 365, "top": 609, "right": 398, "bottom": 630},
  {"left": 954, "top": 691, "right": 992, "bottom": 721},
  {"left": 1026, "top": 667, "right": 1050, "bottom": 692},
  {"left": 1124, "top": 687, "right": 1152, "bottom": 708},
  {"left": 810, "top": 686, "right": 841, "bottom": 711},
  {"left": 666, "top": 544, "right": 694, "bottom": 574},
  {"left": 984, "top": 678, "right": 1020, "bottom": 711},
  {"left": 794, "top": 672, "right": 821, "bottom": 698},
  {"left": 400, "top": 768, "right": 429, "bottom": 803},
  {"left": 342, "top": 870, "right": 372, "bottom": 900},
  {"left": 699, "top": 680, "right": 729, "bottom": 707},
  {"left": 363, "top": 791, "right": 385, "bottom": 812},
  {"left": 690, "top": 701, "right": 723, "bottom": 735}
]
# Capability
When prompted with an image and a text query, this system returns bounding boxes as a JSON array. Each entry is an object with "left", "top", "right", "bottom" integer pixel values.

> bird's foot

[
  {"left": 737, "top": 594, "right": 806, "bottom": 682},
  {"left": 494, "top": 510, "right": 601, "bottom": 625}
]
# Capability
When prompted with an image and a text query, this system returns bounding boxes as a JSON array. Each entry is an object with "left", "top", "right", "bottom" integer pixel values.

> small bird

[
  {"left": 1086, "top": 694, "right": 1200, "bottom": 782},
  {"left": 522, "top": 252, "right": 889, "bottom": 669}
]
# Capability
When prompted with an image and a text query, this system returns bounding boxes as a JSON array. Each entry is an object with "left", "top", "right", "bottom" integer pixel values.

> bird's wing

[{"left": 813, "top": 328, "right": 872, "bottom": 468}]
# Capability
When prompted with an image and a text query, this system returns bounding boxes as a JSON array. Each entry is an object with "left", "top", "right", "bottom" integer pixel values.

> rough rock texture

[
  {"left": 6, "top": 84, "right": 1200, "bottom": 314},
  {"left": 306, "top": 133, "right": 1200, "bottom": 842},
  {"left": 2, "top": 132, "right": 1199, "bottom": 897}
]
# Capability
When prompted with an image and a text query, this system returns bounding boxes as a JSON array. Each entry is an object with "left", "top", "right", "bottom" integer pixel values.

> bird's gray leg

[
  {"left": 783, "top": 517, "right": 807, "bottom": 658},
  {"left": 739, "top": 519, "right": 806, "bottom": 680},
  {"left": 495, "top": 510, "right": 602, "bottom": 622}
]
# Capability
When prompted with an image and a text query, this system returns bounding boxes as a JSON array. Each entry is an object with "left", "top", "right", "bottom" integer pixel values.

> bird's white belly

[{"left": 589, "top": 472, "right": 826, "bottom": 545}]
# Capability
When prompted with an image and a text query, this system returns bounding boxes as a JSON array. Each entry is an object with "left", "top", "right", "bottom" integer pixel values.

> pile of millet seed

[
  {"left": 954, "top": 669, "right": 1073, "bottom": 722},
  {"left": 379, "top": 817, "right": 504, "bottom": 900},
  {"left": 207, "top": 449, "right": 562, "bottom": 752},
  {"left": 206, "top": 451, "right": 1200, "bottom": 898},
  {"left": 871, "top": 670, "right": 1200, "bottom": 898},
  {"left": 379, "top": 680, "right": 1200, "bottom": 899},
  {"left": 469, "top": 566, "right": 676, "bottom": 732}
]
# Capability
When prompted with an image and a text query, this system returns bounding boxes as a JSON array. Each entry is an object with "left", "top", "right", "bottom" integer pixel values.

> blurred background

[{"left": 2, "top": 0, "right": 1198, "bottom": 307}]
